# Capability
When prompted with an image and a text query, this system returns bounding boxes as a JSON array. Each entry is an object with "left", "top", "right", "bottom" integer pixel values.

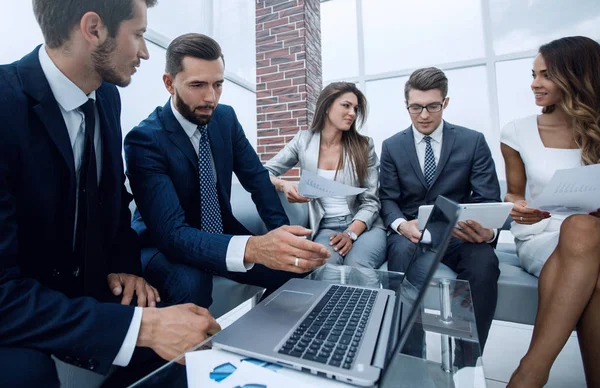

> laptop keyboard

[{"left": 278, "top": 285, "right": 378, "bottom": 370}]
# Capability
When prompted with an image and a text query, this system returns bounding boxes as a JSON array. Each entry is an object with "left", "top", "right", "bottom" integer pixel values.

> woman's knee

[{"left": 558, "top": 214, "right": 600, "bottom": 255}]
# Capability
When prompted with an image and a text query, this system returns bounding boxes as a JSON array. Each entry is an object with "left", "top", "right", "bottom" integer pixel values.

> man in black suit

[
  {"left": 125, "top": 33, "right": 330, "bottom": 308},
  {"left": 0, "top": 1, "right": 219, "bottom": 386},
  {"left": 379, "top": 67, "right": 500, "bottom": 351}
]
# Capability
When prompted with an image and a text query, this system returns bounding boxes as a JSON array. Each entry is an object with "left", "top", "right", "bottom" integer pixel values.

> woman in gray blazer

[{"left": 265, "top": 82, "right": 386, "bottom": 269}]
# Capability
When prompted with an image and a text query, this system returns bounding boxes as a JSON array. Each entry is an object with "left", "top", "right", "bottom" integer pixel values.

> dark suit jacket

[
  {"left": 124, "top": 101, "right": 289, "bottom": 273},
  {"left": 0, "top": 47, "right": 140, "bottom": 374},
  {"left": 380, "top": 121, "right": 501, "bottom": 227}
]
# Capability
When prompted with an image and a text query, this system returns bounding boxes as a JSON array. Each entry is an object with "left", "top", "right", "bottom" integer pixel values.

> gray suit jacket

[
  {"left": 379, "top": 121, "right": 501, "bottom": 228},
  {"left": 265, "top": 129, "right": 385, "bottom": 239}
]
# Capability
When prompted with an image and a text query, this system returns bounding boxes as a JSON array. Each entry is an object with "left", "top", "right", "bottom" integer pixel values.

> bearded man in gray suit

[{"left": 379, "top": 67, "right": 500, "bottom": 352}]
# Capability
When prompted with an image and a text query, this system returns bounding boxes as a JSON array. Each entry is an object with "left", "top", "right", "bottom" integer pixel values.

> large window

[
  {"left": 1, "top": 0, "right": 257, "bottom": 148},
  {"left": 321, "top": 0, "right": 600, "bottom": 179}
]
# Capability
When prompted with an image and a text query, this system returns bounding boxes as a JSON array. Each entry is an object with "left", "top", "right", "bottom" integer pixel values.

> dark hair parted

[
  {"left": 404, "top": 67, "right": 448, "bottom": 101},
  {"left": 166, "top": 33, "right": 224, "bottom": 77},
  {"left": 311, "top": 82, "right": 370, "bottom": 186},
  {"left": 33, "top": 0, "right": 157, "bottom": 49},
  {"left": 539, "top": 36, "right": 600, "bottom": 165}
]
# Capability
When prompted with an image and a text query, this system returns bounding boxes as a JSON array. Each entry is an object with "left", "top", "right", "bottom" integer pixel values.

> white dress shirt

[
  {"left": 391, "top": 121, "right": 496, "bottom": 242},
  {"left": 39, "top": 46, "right": 141, "bottom": 367},
  {"left": 171, "top": 99, "right": 252, "bottom": 272}
]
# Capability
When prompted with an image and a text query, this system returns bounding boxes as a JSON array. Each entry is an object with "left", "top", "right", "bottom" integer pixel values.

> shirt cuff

[
  {"left": 226, "top": 235, "right": 254, "bottom": 272},
  {"left": 485, "top": 228, "right": 497, "bottom": 244},
  {"left": 113, "top": 307, "right": 142, "bottom": 367},
  {"left": 391, "top": 218, "right": 407, "bottom": 235}
]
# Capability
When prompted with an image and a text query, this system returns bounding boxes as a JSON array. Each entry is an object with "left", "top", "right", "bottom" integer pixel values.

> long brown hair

[
  {"left": 311, "top": 82, "right": 369, "bottom": 185},
  {"left": 539, "top": 36, "right": 600, "bottom": 165}
]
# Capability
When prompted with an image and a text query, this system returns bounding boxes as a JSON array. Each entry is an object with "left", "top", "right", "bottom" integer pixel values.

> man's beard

[
  {"left": 174, "top": 89, "right": 214, "bottom": 126},
  {"left": 91, "top": 37, "right": 132, "bottom": 87}
]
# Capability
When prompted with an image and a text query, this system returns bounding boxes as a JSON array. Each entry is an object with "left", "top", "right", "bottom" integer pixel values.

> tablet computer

[{"left": 417, "top": 202, "right": 513, "bottom": 230}]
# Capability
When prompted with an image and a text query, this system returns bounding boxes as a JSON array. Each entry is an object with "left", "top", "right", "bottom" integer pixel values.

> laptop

[{"left": 213, "top": 195, "right": 461, "bottom": 387}]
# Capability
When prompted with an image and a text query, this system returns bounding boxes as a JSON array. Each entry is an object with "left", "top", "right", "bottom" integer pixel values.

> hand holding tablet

[{"left": 418, "top": 202, "right": 513, "bottom": 230}]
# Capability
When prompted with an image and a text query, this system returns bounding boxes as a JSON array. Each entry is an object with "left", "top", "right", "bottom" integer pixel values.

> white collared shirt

[
  {"left": 412, "top": 121, "right": 444, "bottom": 172},
  {"left": 170, "top": 99, "right": 252, "bottom": 273},
  {"left": 39, "top": 46, "right": 140, "bottom": 368}
]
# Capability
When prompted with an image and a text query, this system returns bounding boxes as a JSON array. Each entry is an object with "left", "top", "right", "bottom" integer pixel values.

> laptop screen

[{"left": 380, "top": 195, "right": 460, "bottom": 381}]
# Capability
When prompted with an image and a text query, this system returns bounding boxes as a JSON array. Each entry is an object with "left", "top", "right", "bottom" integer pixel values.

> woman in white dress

[
  {"left": 265, "top": 82, "right": 386, "bottom": 269},
  {"left": 501, "top": 36, "right": 600, "bottom": 388}
]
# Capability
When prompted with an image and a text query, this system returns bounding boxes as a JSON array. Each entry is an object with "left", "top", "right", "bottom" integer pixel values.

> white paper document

[
  {"left": 185, "top": 348, "right": 340, "bottom": 388},
  {"left": 528, "top": 164, "right": 600, "bottom": 213},
  {"left": 297, "top": 170, "right": 366, "bottom": 198}
]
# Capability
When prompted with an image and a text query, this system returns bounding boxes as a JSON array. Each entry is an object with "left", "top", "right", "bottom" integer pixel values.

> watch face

[{"left": 345, "top": 230, "right": 357, "bottom": 241}]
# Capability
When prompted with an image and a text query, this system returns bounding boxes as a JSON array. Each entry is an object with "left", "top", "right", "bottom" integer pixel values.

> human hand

[
  {"left": 453, "top": 220, "right": 494, "bottom": 243},
  {"left": 510, "top": 200, "right": 550, "bottom": 224},
  {"left": 137, "top": 304, "right": 220, "bottom": 364},
  {"left": 398, "top": 220, "right": 422, "bottom": 244},
  {"left": 245, "top": 225, "right": 330, "bottom": 273},
  {"left": 281, "top": 181, "right": 311, "bottom": 203},
  {"left": 329, "top": 232, "right": 353, "bottom": 256},
  {"left": 107, "top": 273, "right": 160, "bottom": 307}
]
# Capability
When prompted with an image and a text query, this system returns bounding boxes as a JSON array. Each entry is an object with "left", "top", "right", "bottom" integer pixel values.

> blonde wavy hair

[{"left": 539, "top": 36, "right": 600, "bottom": 165}]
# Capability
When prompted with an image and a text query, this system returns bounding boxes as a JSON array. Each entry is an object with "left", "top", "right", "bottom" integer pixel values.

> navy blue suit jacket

[
  {"left": 124, "top": 101, "right": 289, "bottom": 273},
  {"left": 0, "top": 47, "right": 140, "bottom": 373},
  {"left": 380, "top": 121, "right": 501, "bottom": 227}
]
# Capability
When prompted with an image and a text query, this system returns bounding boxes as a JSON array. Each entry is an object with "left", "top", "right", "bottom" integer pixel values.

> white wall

[{"left": 321, "top": 0, "right": 600, "bottom": 180}]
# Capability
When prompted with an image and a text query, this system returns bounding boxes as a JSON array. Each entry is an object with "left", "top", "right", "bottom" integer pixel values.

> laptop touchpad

[{"left": 266, "top": 291, "right": 314, "bottom": 314}]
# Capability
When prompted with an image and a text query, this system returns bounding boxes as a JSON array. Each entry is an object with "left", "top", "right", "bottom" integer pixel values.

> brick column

[{"left": 256, "top": 0, "right": 322, "bottom": 181}]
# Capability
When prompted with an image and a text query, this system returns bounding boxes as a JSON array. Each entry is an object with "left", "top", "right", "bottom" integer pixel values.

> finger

[
  {"left": 340, "top": 242, "right": 352, "bottom": 256},
  {"left": 329, "top": 234, "right": 343, "bottom": 245},
  {"left": 120, "top": 279, "right": 136, "bottom": 306},
  {"left": 453, "top": 228, "right": 474, "bottom": 243},
  {"left": 287, "top": 237, "right": 330, "bottom": 258},
  {"left": 145, "top": 283, "right": 156, "bottom": 307},
  {"left": 459, "top": 222, "right": 479, "bottom": 238},
  {"left": 282, "top": 225, "right": 313, "bottom": 237},
  {"left": 135, "top": 281, "right": 148, "bottom": 307},
  {"left": 108, "top": 274, "right": 123, "bottom": 296},
  {"left": 334, "top": 238, "right": 347, "bottom": 251},
  {"left": 152, "top": 286, "right": 161, "bottom": 303},
  {"left": 283, "top": 256, "right": 325, "bottom": 272}
]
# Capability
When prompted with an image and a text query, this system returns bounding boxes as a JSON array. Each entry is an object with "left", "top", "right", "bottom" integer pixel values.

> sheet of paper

[
  {"left": 185, "top": 348, "right": 342, "bottom": 388},
  {"left": 297, "top": 170, "right": 366, "bottom": 198},
  {"left": 528, "top": 164, "right": 600, "bottom": 213}
]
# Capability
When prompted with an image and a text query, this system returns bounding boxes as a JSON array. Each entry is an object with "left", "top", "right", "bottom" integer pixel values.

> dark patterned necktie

[
  {"left": 74, "top": 99, "right": 99, "bottom": 279},
  {"left": 423, "top": 135, "right": 436, "bottom": 187},
  {"left": 198, "top": 124, "right": 223, "bottom": 233}
]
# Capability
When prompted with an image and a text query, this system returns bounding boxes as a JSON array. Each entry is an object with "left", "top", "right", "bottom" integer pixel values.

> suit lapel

[
  {"left": 19, "top": 47, "right": 75, "bottom": 181},
  {"left": 430, "top": 121, "right": 455, "bottom": 187},
  {"left": 163, "top": 101, "right": 198, "bottom": 169},
  {"left": 400, "top": 129, "right": 428, "bottom": 188}
]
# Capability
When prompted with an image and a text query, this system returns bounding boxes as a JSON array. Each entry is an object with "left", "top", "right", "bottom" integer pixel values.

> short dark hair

[
  {"left": 165, "top": 33, "right": 225, "bottom": 77},
  {"left": 404, "top": 67, "right": 449, "bottom": 101},
  {"left": 33, "top": 0, "right": 158, "bottom": 49}
]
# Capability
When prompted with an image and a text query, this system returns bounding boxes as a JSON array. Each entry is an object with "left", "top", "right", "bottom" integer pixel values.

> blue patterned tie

[
  {"left": 423, "top": 135, "right": 436, "bottom": 187},
  {"left": 198, "top": 125, "right": 223, "bottom": 234}
]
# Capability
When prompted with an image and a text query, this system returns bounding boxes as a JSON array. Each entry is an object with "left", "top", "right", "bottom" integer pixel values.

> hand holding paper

[
  {"left": 298, "top": 170, "right": 366, "bottom": 198},
  {"left": 528, "top": 164, "right": 600, "bottom": 214}
]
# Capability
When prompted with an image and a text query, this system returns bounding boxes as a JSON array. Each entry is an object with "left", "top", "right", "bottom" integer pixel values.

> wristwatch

[{"left": 343, "top": 229, "right": 358, "bottom": 241}]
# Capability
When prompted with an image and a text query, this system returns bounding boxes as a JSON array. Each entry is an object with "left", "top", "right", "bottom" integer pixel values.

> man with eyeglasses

[{"left": 379, "top": 67, "right": 501, "bottom": 354}]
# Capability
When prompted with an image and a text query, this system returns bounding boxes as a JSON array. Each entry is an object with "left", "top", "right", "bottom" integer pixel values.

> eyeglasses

[{"left": 406, "top": 100, "right": 446, "bottom": 114}]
